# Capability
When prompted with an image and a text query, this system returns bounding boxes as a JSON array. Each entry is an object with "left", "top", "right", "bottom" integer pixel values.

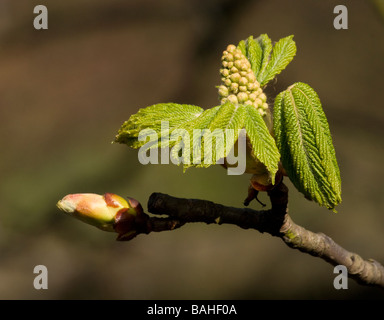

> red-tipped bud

[{"left": 57, "top": 193, "right": 147, "bottom": 240}]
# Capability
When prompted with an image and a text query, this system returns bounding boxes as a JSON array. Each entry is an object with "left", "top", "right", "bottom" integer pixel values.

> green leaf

[
  {"left": 273, "top": 82, "right": 342, "bottom": 211},
  {"left": 206, "top": 103, "right": 246, "bottom": 166},
  {"left": 170, "top": 105, "right": 222, "bottom": 167},
  {"left": 258, "top": 35, "right": 296, "bottom": 87},
  {"left": 255, "top": 34, "right": 273, "bottom": 83},
  {"left": 237, "top": 35, "right": 267, "bottom": 82},
  {"left": 173, "top": 103, "right": 246, "bottom": 170},
  {"left": 237, "top": 39, "right": 247, "bottom": 56},
  {"left": 244, "top": 105, "right": 280, "bottom": 184},
  {"left": 114, "top": 103, "right": 203, "bottom": 148},
  {"left": 238, "top": 34, "right": 296, "bottom": 87}
]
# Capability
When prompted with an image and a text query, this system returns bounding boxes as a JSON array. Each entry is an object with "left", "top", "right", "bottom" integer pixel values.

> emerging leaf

[
  {"left": 255, "top": 34, "right": 273, "bottom": 84},
  {"left": 238, "top": 34, "right": 296, "bottom": 87},
  {"left": 258, "top": 35, "right": 296, "bottom": 86},
  {"left": 273, "top": 82, "right": 342, "bottom": 211},
  {"left": 244, "top": 104, "right": 280, "bottom": 184}
]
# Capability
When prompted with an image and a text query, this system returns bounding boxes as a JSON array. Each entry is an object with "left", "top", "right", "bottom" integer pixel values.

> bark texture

[{"left": 136, "top": 181, "right": 384, "bottom": 289}]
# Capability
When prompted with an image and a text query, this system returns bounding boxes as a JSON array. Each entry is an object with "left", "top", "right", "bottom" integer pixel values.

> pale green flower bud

[
  {"left": 259, "top": 92, "right": 267, "bottom": 103},
  {"left": 254, "top": 98, "right": 263, "bottom": 106},
  {"left": 239, "top": 85, "right": 247, "bottom": 92},
  {"left": 240, "top": 60, "right": 251, "bottom": 71},
  {"left": 246, "top": 72, "right": 256, "bottom": 83},
  {"left": 218, "top": 42, "right": 269, "bottom": 117},
  {"left": 226, "top": 44, "right": 237, "bottom": 53},
  {"left": 230, "top": 73, "right": 241, "bottom": 83},
  {"left": 249, "top": 93, "right": 257, "bottom": 101},
  {"left": 220, "top": 68, "right": 229, "bottom": 77},
  {"left": 234, "top": 52, "right": 242, "bottom": 60},
  {"left": 224, "top": 79, "right": 231, "bottom": 87},
  {"left": 239, "top": 77, "right": 248, "bottom": 86},
  {"left": 218, "top": 85, "right": 229, "bottom": 97},
  {"left": 247, "top": 82, "right": 256, "bottom": 91},
  {"left": 227, "top": 94, "right": 238, "bottom": 104},
  {"left": 237, "top": 92, "right": 248, "bottom": 102},
  {"left": 230, "top": 82, "right": 239, "bottom": 93},
  {"left": 224, "top": 53, "right": 234, "bottom": 62},
  {"left": 234, "top": 59, "right": 243, "bottom": 69}
]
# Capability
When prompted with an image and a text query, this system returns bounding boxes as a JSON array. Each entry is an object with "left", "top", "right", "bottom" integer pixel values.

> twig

[{"left": 139, "top": 181, "right": 384, "bottom": 289}]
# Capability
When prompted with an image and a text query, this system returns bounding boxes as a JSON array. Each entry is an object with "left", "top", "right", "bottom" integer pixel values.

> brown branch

[{"left": 138, "top": 182, "right": 384, "bottom": 289}]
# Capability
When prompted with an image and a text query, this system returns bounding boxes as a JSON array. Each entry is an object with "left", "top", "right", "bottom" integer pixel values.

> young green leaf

[
  {"left": 206, "top": 102, "right": 246, "bottom": 166},
  {"left": 173, "top": 103, "right": 246, "bottom": 170},
  {"left": 258, "top": 35, "right": 296, "bottom": 87},
  {"left": 170, "top": 105, "right": 222, "bottom": 167},
  {"left": 273, "top": 82, "right": 341, "bottom": 211},
  {"left": 114, "top": 103, "right": 203, "bottom": 148},
  {"left": 244, "top": 104, "right": 280, "bottom": 184},
  {"left": 238, "top": 34, "right": 296, "bottom": 87},
  {"left": 255, "top": 34, "right": 272, "bottom": 83},
  {"left": 238, "top": 36, "right": 264, "bottom": 77}
]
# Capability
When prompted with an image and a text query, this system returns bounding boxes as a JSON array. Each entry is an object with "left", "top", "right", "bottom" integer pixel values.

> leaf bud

[{"left": 57, "top": 193, "right": 147, "bottom": 241}]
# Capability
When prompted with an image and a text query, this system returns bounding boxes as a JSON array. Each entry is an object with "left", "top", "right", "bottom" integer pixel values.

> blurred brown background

[{"left": 0, "top": 0, "right": 383, "bottom": 299}]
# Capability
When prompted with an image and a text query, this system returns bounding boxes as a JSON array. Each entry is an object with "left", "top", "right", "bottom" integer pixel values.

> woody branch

[{"left": 142, "top": 181, "right": 384, "bottom": 289}]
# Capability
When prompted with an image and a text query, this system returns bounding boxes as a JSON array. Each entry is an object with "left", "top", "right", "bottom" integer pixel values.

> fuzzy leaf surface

[{"left": 274, "top": 82, "right": 341, "bottom": 210}]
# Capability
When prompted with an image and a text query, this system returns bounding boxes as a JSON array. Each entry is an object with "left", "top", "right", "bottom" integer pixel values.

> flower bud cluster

[{"left": 218, "top": 44, "right": 268, "bottom": 116}]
